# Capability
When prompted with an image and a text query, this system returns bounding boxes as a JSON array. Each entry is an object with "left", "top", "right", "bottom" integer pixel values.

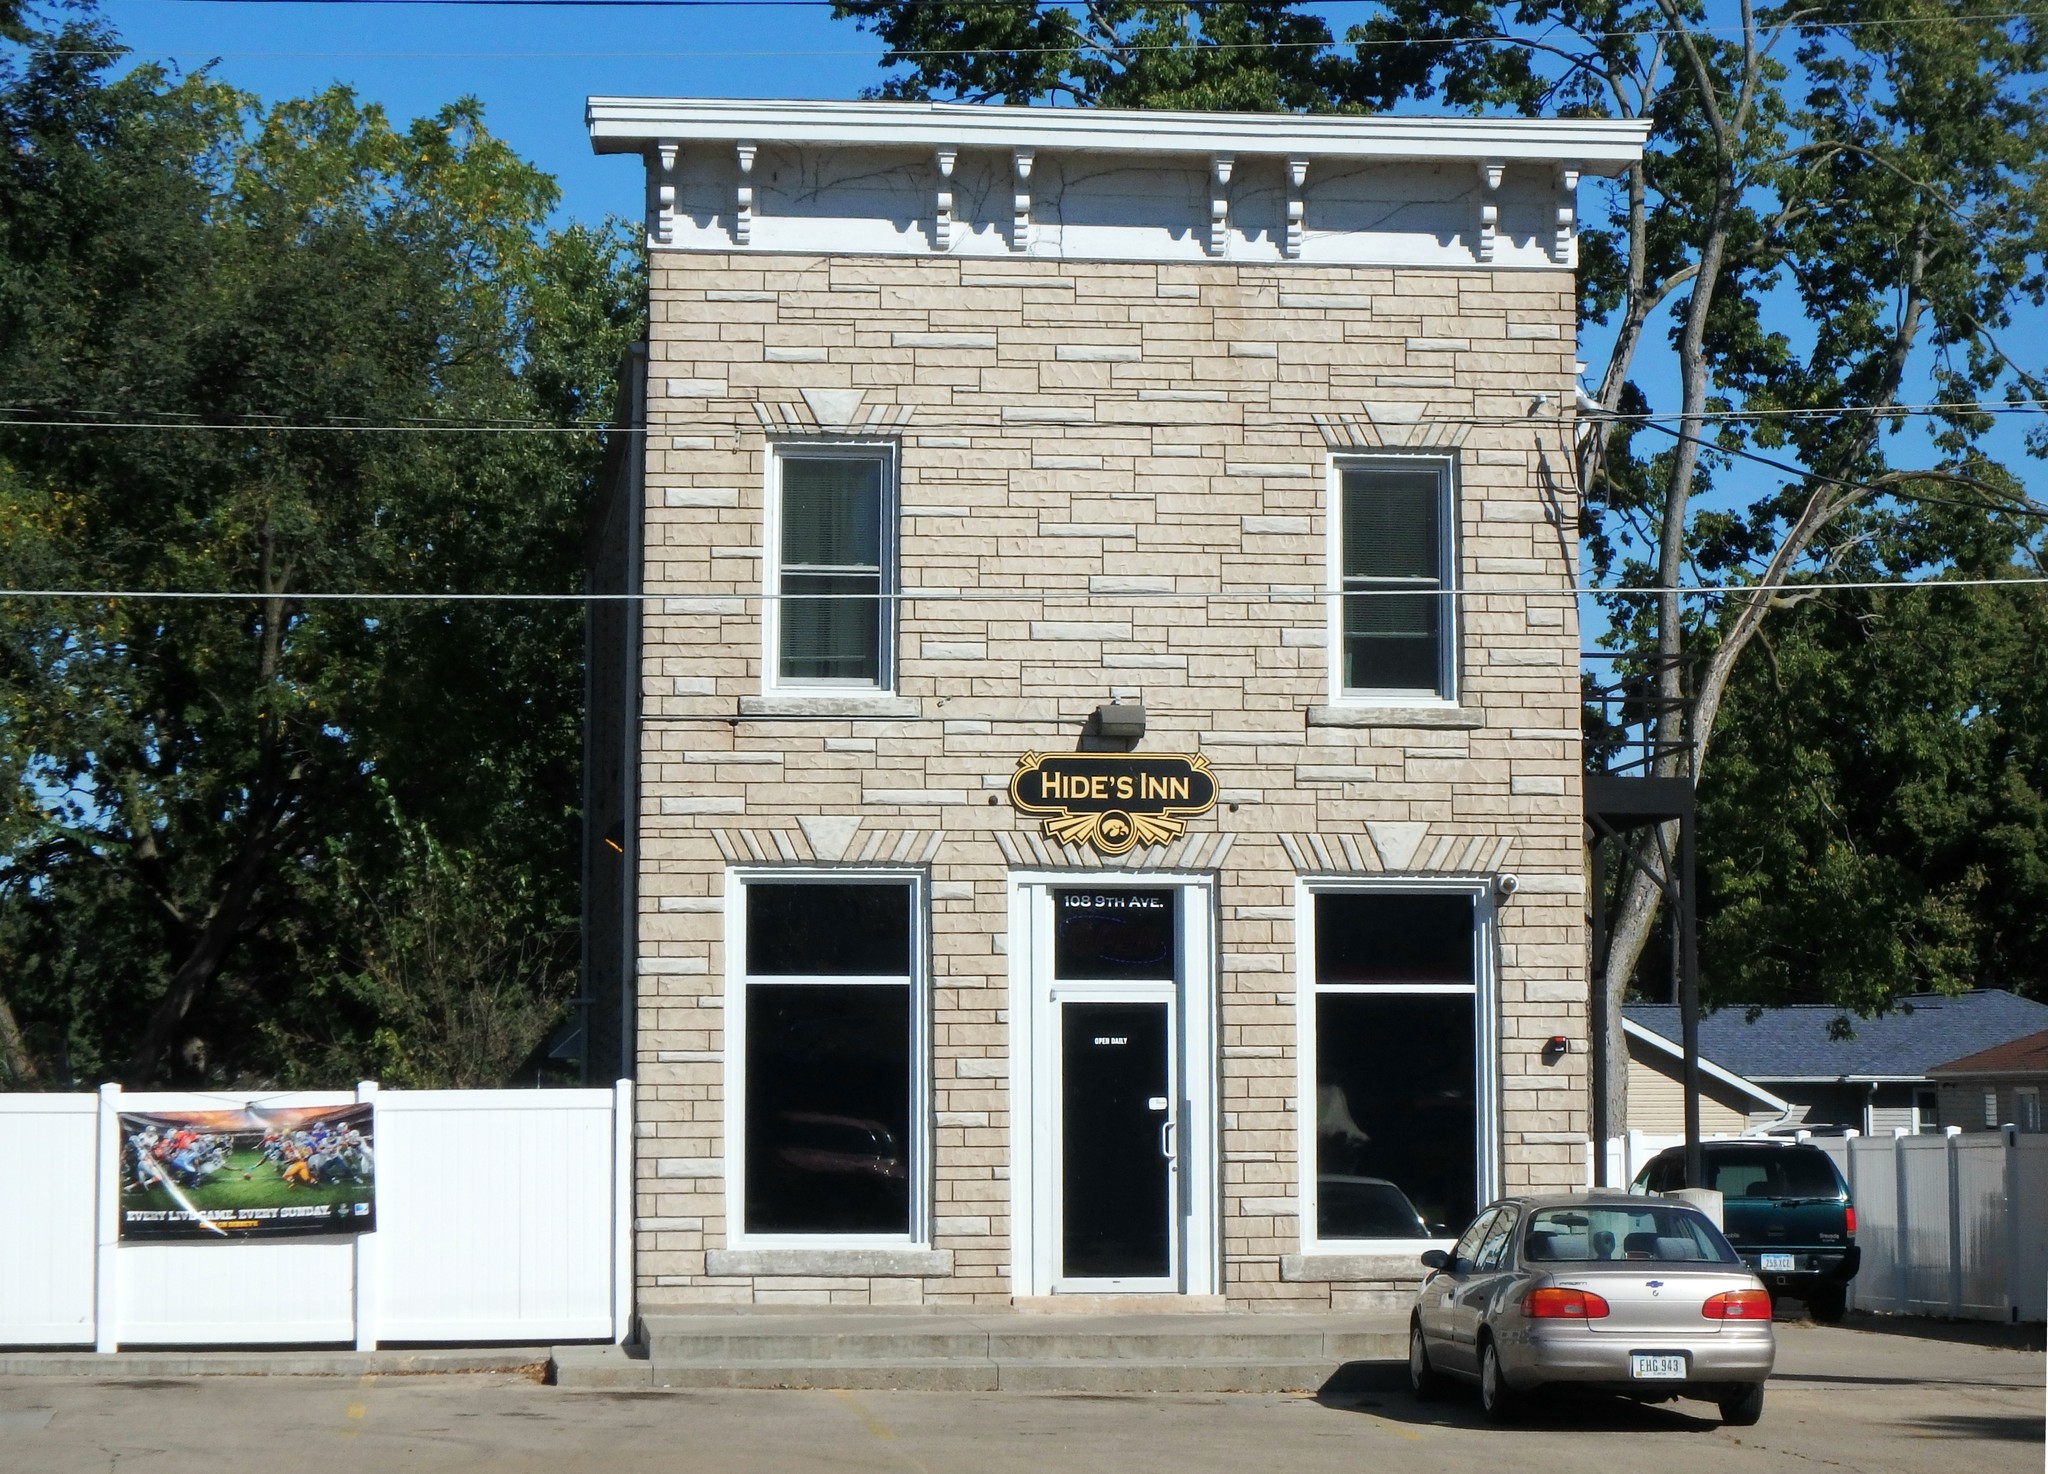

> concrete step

[
  {"left": 639, "top": 1357, "right": 1347, "bottom": 1394},
  {"left": 550, "top": 1343, "right": 653, "bottom": 1389},
  {"left": 631, "top": 1312, "right": 1406, "bottom": 1393}
]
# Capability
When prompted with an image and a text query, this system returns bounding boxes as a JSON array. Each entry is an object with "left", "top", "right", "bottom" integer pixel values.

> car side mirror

[{"left": 1419, "top": 1249, "right": 1449, "bottom": 1271}]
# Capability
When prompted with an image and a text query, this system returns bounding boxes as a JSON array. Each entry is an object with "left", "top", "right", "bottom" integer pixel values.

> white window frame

[
  {"left": 762, "top": 440, "right": 899, "bottom": 696},
  {"left": 1325, "top": 452, "right": 1460, "bottom": 707},
  {"left": 1005, "top": 870, "right": 1220, "bottom": 1299},
  {"left": 2017, "top": 1086, "right": 2041, "bottom": 1133},
  {"left": 722, "top": 866, "right": 930, "bottom": 1250},
  {"left": 1293, "top": 875, "right": 1498, "bottom": 1257}
]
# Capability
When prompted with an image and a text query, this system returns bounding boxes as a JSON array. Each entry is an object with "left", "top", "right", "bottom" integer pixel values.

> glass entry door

[
  {"left": 1050, "top": 887, "right": 1180, "bottom": 1290},
  {"left": 1060, "top": 1000, "right": 1173, "bottom": 1280}
]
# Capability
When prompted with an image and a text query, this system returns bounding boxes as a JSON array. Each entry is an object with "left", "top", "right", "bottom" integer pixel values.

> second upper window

[
  {"left": 1333, "top": 457, "right": 1456, "bottom": 700},
  {"left": 769, "top": 447, "right": 894, "bottom": 690}
]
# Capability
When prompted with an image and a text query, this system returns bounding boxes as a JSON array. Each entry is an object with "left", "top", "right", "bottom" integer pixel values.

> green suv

[{"left": 1632, "top": 1141, "right": 1859, "bottom": 1321}]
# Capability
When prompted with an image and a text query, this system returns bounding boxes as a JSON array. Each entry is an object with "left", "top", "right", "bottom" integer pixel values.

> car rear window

[
  {"left": 1524, "top": 1205, "right": 1740, "bottom": 1264},
  {"left": 1704, "top": 1148, "right": 1844, "bottom": 1201}
]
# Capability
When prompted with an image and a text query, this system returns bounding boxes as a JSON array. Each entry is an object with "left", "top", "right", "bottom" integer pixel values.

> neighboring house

[
  {"left": 1929, "top": 1028, "right": 2048, "bottom": 1133},
  {"left": 1621, "top": 1016, "right": 1788, "bottom": 1137},
  {"left": 582, "top": 96, "right": 1647, "bottom": 1312},
  {"left": 1625, "top": 991, "right": 2048, "bottom": 1137}
]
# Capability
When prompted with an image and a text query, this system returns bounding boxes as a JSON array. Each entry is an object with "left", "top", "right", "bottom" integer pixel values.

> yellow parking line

[
  {"left": 340, "top": 1373, "right": 377, "bottom": 1441},
  {"left": 1352, "top": 1410, "right": 1425, "bottom": 1443},
  {"left": 830, "top": 1388, "right": 898, "bottom": 1442}
]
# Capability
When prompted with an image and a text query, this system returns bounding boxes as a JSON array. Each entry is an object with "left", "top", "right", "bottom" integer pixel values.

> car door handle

[{"left": 1160, "top": 1119, "right": 1177, "bottom": 1161}]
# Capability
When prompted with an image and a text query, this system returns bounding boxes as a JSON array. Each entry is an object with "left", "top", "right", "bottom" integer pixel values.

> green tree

[
  {"left": 831, "top": 0, "right": 2048, "bottom": 1126},
  {"left": 1700, "top": 543, "right": 2048, "bottom": 1012},
  {"left": 0, "top": 12, "right": 643, "bottom": 1084}
]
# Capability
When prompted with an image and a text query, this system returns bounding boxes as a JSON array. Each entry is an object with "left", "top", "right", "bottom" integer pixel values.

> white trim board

[{"left": 588, "top": 97, "right": 1650, "bottom": 172}]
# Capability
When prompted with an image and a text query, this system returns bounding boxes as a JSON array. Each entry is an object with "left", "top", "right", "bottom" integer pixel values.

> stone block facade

[{"left": 585, "top": 101, "right": 1643, "bottom": 1317}]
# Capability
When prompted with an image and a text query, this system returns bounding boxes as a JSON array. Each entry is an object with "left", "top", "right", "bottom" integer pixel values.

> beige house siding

[
  {"left": 629, "top": 250, "right": 1587, "bottom": 1312},
  {"left": 1623, "top": 1041, "right": 1752, "bottom": 1138},
  {"left": 1938, "top": 1080, "right": 2048, "bottom": 1132}
]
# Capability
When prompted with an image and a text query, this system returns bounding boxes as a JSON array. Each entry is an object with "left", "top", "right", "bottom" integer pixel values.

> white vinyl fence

[
  {"left": 1601, "top": 1127, "right": 2047, "bottom": 1324},
  {"left": 0, "top": 1082, "right": 632, "bottom": 1350}
]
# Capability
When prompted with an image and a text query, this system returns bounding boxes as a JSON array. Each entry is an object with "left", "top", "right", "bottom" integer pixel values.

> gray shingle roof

[{"left": 1623, "top": 990, "right": 2048, "bottom": 1082}]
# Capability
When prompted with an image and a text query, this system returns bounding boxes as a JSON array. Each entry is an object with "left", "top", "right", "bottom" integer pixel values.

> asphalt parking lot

[{"left": 2, "top": 1320, "right": 2040, "bottom": 1473}]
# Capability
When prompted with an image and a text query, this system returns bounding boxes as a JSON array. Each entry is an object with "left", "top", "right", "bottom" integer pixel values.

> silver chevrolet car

[{"left": 1408, "top": 1193, "right": 1775, "bottom": 1425}]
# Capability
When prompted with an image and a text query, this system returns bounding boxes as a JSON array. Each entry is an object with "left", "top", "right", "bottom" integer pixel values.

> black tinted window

[
  {"left": 744, "top": 983, "right": 910, "bottom": 1234},
  {"left": 1315, "top": 893, "right": 1473, "bottom": 983},
  {"left": 1315, "top": 991, "right": 1476, "bottom": 1237},
  {"left": 1705, "top": 1148, "right": 1845, "bottom": 1200},
  {"left": 747, "top": 883, "right": 911, "bottom": 975},
  {"left": 1054, "top": 889, "right": 1176, "bottom": 980}
]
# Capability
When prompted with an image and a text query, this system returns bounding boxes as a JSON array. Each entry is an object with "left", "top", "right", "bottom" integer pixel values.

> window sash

[
  {"left": 1334, "top": 460, "right": 1452, "bottom": 697},
  {"left": 771, "top": 450, "right": 892, "bottom": 690},
  {"left": 731, "top": 874, "right": 925, "bottom": 1245},
  {"left": 1299, "top": 883, "right": 1492, "bottom": 1252}
]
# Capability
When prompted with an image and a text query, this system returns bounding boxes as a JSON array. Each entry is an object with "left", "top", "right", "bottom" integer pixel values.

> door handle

[{"left": 1160, "top": 1119, "right": 1177, "bottom": 1162}]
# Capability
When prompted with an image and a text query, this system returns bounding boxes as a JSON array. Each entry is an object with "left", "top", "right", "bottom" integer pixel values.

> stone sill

[
  {"left": 1280, "top": 1253, "right": 1436, "bottom": 1283},
  {"left": 704, "top": 1247, "right": 953, "bottom": 1278},
  {"left": 1306, "top": 704, "right": 1484, "bottom": 730},
  {"left": 738, "top": 694, "right": 921, "bottom": 720}
]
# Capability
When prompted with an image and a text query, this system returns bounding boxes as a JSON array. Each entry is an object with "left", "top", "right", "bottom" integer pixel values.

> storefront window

[
  {"left": 1309, "top": 890, "right": 1480, "bottom": 1242},
  {"left": 739, "top": 879, "right": 917, "bottom": 1237}
]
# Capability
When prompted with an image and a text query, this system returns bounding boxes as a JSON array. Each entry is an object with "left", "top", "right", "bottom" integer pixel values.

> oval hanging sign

[{"left": 1008, "top": 751, "right": 1218, "bottom": 855}]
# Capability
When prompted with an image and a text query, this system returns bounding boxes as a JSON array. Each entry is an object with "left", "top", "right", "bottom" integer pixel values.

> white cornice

[{"left": 587, "top": 97, "right": 1648, "bottom": 175}]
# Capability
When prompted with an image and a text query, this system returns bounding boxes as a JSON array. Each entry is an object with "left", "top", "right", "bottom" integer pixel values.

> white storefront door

[{"left": 1008, "top": 874, "right": 1217, "bottom": 1297}]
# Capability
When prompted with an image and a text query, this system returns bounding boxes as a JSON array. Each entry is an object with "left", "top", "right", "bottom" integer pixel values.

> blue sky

[{"left": 102, "top": 0, "right": 895, "bottom": 226}]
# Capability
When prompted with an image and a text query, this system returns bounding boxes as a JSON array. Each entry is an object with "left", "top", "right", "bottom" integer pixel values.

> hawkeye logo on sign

[{"left": 1008, "top": 752, "right": 1218, "bottom": 855}]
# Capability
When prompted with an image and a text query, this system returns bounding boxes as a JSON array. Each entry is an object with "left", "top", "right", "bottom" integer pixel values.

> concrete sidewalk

[{"left": 0, "top": 1347, "right": 552, "bottom": 1378}]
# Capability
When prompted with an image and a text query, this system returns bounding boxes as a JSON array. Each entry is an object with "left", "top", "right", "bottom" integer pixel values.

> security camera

[{"left": 1495, "top": 873, "right": 1520, "bottom": 898}]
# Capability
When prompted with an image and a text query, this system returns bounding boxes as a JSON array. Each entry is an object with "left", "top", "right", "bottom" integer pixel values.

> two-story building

[{"left": 583, "top": 98, "right": 1646, "bottom": 1316}]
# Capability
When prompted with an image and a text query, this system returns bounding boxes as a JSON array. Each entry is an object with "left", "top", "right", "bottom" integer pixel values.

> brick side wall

[{"left": 631, "top": 252, "right": 1587, "bottom": 1311}]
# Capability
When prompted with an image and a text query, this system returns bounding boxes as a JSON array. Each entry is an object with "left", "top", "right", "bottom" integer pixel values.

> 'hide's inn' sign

[{"left": 1009, "top": 752, "right": 1219, "bottom": 855}]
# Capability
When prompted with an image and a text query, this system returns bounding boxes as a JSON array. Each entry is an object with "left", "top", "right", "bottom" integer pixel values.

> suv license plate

[
  {"left": 1631, "top": 1354, "right": 1687, "bottom": 1381},
  {"left": 1760, "top": 1253, "right": 1796, "bottom": 1272}
]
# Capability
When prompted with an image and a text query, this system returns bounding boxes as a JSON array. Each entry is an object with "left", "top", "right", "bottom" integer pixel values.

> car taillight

[
  {"left": 1526, "top": 1288, "right": 1611, "bottom": 1319},
  {"left": 1844, "top": 1205, "right": 1857, "bottom": 1236},
  {"left": 1703, "top": 1290, "right": 1773, "bottom": 1320}
]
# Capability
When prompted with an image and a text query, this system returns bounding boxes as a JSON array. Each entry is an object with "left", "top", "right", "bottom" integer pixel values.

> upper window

[
  {"left": 1333, "top": 458, "right": 1455, "bottom": 700},
  {"left": 768, "top": 448, "right": 894, "bottom": 690},
  {"left": 1306, "top": 888, "right": 1483, "bottom": 1247},
  {"left": 734, "top": 877, "right": 921, "bottom": 1240}
]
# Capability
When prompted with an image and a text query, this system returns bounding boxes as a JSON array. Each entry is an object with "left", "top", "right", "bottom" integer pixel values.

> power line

[
  {"left": 0, "top": 574, "right": 2043, "bottom": 602},
  {"left": 4, "top": 398, "right": 2047, "bottom": 434},
  {"left": 44, "top": 5, "right": 2045, "bottom": 59}
]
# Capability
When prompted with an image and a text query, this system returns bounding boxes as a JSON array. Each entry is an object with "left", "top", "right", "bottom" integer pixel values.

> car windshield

[
  {"left": 1704, "top": 1149, "right": 1844, "bottom": 1201},
  {"left": 1524, "top": 1206, "right": 1740, "bottom": 1264},
  {"left": 1318, "top": 1178, "right": 1428, "bottom": 1237}
]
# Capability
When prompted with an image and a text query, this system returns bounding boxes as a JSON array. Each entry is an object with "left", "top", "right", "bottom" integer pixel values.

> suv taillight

[
  {"left": 1703, "top": 1290, "right": 1773, "bottom": 1320},
  {"left": 1844, "top": 1205, "right": 1857, "bottom": 1236},
  {"left": 1526, "top": 1288, "right": 1611, "bottom": 1319}
]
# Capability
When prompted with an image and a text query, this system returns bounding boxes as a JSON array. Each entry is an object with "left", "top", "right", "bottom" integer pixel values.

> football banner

[{"left": 118, "top": 1102, "right": 375, "bottom": 1241}]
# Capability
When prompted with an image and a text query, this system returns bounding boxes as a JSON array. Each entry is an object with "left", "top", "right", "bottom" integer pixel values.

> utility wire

[
  {"left": 1, "top": 574, "right": 2044, "bottom": 602},
  {"left": 4, "top": 399, "right": 2047, "bottom": 434},
  {"left": 44, "top": 5, "right": 2045, "bottom": 58}
]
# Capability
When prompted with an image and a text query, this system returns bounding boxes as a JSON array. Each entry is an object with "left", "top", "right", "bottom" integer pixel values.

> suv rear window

[{"left": 1704, "top": 1147, "right": 1844, "bottom": 1201}]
